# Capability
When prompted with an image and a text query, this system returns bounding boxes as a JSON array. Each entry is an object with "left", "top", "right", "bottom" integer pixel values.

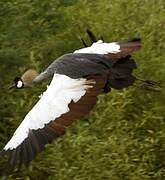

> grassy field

[{"left": 0, "top": 0, "right": 165, "bottom": 179}]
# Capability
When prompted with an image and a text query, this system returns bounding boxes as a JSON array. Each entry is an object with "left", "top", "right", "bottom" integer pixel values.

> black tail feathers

[
  {"left": 104, "top": 56, "right": 162, "bottom": 92},
  {"left": 105, "top": 56, "right": 137, "bottom": 91}
]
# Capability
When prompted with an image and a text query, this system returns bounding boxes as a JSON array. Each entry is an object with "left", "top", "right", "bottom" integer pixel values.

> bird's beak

[{"left": 8, "top": 84, "right": 15, "bottom": 90}]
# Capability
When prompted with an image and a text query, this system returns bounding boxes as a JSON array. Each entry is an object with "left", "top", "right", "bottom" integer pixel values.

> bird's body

[
  {"left": 33, "top": 39, "right": 139, "bottom": 85},
  {"left": 1, "top": 35, "right": 142, "bottom": 175}
]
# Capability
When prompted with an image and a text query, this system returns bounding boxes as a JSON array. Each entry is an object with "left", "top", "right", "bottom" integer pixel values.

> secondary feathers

[{"left": 4, "top": 75, "right": 95, "bottom": 150}]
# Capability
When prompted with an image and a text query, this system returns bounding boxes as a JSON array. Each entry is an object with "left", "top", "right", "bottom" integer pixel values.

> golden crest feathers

[{"left": 21, "top": 69, "right": 39, "bottom": 85}]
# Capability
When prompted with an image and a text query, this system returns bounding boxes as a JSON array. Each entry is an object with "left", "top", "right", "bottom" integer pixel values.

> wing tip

[{"left": 86, "top": 29, "right": 97, "bottom": 43}]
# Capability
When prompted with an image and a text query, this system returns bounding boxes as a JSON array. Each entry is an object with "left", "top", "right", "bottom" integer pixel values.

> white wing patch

[
  {"left": 4, "top": 74, "right": 94, "bottom": 150},
  {"left": 74, "top": 40, "right": 120, "bottom": 54}
]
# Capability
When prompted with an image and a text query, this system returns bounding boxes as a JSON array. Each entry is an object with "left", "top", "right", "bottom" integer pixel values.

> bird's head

[
  {"left": 9, "top": 69, "right": 38, "bottom": 89},
  {"left": 12, "top": 77, "right": 24, "bottom": 89}
]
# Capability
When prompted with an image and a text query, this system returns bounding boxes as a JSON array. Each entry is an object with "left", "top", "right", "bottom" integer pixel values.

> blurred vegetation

[{"left": 0, "top": 0, "right": 165, "bottom": 179}]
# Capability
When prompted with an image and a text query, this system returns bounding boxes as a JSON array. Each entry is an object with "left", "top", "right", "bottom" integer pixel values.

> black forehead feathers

[{"left": 14, "top": 77, "right": 22, "bottom": 84}]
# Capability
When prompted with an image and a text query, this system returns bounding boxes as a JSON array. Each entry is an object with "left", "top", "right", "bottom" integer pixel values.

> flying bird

[{"left": 1, "top": 31, "right": 142, "bottom": 175}]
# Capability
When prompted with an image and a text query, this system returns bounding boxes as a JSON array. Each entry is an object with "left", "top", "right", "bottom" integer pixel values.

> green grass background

[{"left": 0, "top": 0, "right": 165, "bottom": 179}]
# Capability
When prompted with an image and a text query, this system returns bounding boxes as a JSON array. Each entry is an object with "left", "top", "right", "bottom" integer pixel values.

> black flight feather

[{"left": 86, "top": 29, "right": 97, "bottom": 44}]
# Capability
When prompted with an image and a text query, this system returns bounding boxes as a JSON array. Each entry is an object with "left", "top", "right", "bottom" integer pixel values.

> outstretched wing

[
  {"left": 1, "top": 73, "right": 107, "bottom": 175},
  {"left": 81, "top": 29, "right": 141, "bottom": 58},
  {"left": 75, "top": 38, "right": 141, "bottom": 59},
  {"left": 48, "top": 39, "right": 140, "bottom": 79}
]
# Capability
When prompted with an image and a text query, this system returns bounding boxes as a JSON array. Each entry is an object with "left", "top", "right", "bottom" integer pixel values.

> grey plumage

[
  {"left": 48, "top": 53, "right": 111, "bottom": 78},
  {"left": 32, "top": 53, "right": 137, "bottom": 92},
  {"left": 34, "top": 53, "right": 116, "bottom": 81}
]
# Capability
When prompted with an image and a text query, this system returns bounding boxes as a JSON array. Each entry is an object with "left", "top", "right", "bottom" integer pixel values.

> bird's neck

[{"left": 32, "top": 71, "right": 50, "bottom": 84}]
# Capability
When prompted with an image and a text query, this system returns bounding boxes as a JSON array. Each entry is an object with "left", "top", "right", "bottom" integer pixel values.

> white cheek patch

[{"left": 17, "top": 81, "right": 23, "bottom": 88}]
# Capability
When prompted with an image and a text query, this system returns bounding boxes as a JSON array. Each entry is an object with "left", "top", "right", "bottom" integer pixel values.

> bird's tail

[
  {"left": 104, "top": 56, "right": 162, "bottom": 92},
  {"left": 104, "top": 56, "right": 137, "bottom": 92}
]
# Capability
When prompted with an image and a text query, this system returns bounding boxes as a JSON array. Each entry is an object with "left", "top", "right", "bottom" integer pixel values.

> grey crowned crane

[{"left": 1, "top": 31, "right": 143, "bottom": 175}]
